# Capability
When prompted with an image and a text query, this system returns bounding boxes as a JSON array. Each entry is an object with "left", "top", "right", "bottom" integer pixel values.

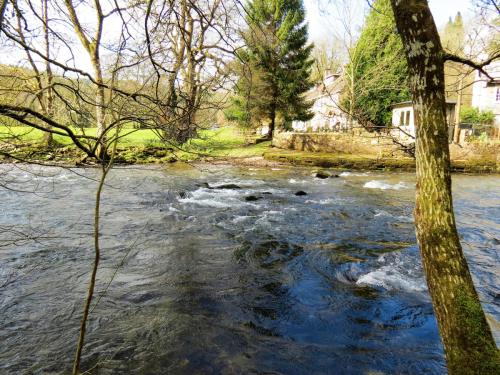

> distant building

[
  {"left": 471, "top": 59, "right": 500, "bottom": 129},
  {"left": 291, "top": 71, "right": 350, "bottom": 132},
  {"left": 391, "top": 101, "right": 456, "bottom": 142}
]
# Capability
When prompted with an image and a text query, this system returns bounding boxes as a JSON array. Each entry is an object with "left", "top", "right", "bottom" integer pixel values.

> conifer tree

[
  {"left": 441, "top": 12, "right": 474, "bottom": 108},
  {"left": 344, "top": 0, "right": 410, "bottom": 128},
  {"left": 228, "top": 0, "right": 315, "bottom": 139},
  {"left": 442, "top": 12, "right": 465, "bottom": 54}
]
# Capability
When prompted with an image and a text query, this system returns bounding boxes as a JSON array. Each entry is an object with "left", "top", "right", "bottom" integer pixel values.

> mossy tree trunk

[{"left": 389, "top": 1, "right": 499, "bottom": 374}]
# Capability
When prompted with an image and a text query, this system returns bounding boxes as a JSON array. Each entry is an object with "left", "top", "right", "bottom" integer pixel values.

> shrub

[{"left": 460, "top": 107, "right": 495, "bottom": 125}]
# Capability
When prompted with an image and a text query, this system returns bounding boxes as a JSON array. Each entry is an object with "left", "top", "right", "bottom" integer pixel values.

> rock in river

[
  {"left": 245, "top": 195, "right": 262, "bottom": 202},
  {"left": 315, "top": 171, "right": 331, "bottom": 179}
]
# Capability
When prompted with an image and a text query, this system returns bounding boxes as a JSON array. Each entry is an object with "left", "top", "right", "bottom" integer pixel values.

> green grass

[
  {"left": 1, "top": 125, "right": 497, "bottom": 172},
  {"left": 0, "top": 126, "right": 162, "bottom": 146},
  {"left": 0, "top": 125, "right": 271, "bottom": 162},
  {"left": 184, "top": 127, "right": 271, "bottom": 158}
]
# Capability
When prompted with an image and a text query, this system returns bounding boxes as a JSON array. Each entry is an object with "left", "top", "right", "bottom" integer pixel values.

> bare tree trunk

[
  {"left": 64, "top": 0, "right": 107, "bottom": 158},
  {"left": 453, "top": 76, "right": 463, "bottom": 144},
  {"left": 72, "top": 150, "right": 116, "bottom": 374},
  {"left": 42, "top": 0, "right": 55, "bottom": 147},
  {"left": 93, "top": 58, "right": 107, "bottom": 157},
  {"left": 267, "top": 102, "right": 276, "bottom": 140},
  {"left": 349, "top": 71, "right": 355, "bottom": 133},
  {"left": 0, "top": 0, "right": 7, "bottom": 30},
  {"left": 72, "top": 165, "right": 106, "bottom": 375},
  {"left": 389, "top": 1, "right": 499, "bottom": 374}
]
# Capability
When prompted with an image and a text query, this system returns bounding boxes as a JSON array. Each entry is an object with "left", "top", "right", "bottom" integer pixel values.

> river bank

[
  {"left": 2, "top": 145, "right": 499, "bottom": 173},
  {"left": 1, "top": 128, "right": 498, "bottom": 173},
  {"left": 262, "top": 149, "right": 500, "bottom": 173}
]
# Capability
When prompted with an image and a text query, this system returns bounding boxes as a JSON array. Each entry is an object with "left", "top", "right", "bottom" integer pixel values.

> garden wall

[{"left": 271, "top": 131, "right": 399, "bottom": 156}]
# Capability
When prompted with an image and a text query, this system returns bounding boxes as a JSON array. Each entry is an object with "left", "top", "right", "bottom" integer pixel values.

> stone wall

[{"left": 271, "top": 131, "right": 399, "bottom": 156}]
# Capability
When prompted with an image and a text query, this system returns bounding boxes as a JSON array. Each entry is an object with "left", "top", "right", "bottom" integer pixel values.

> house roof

[
  {"left": 391, "top": 100, "right": 457, "bottom": 109},
  {"left": 306, "top": 74, "right": 344, "bottom": 101}
]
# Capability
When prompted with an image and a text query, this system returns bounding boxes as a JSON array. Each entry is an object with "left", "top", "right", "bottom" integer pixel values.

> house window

[{"left": 399, "top": 110, "right": 412, "bottom": 126}]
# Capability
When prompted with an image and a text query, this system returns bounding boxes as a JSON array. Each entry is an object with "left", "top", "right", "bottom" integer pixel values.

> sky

[{"left": 305, "top": 0, "right": 475, "bottom": 44}]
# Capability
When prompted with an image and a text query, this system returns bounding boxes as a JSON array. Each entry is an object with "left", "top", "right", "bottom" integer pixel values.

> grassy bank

[
  {"left": 0, "top": 126, "right": 162, "bottom": 146},
  {"left": 1, "top": 125, "right": 497, "bottom": 172},
  {"left": 0, "top": 125, "right": 271, "bottom": 164}
]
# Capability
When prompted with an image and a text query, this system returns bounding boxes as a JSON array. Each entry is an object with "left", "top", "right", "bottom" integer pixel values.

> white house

[
  {"left": 391, "top": 101, "right": 457, "bottom": 142},
  {"left": 471, "top": 59, "right": 500, "bottom": 130},
  {"left": 291, "top": 72, "right": 350, "bottom": 132}
]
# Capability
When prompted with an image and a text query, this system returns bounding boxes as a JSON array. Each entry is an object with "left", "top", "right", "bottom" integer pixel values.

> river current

[{"left": 0, "top": 164, "right": 499, "bottom": 374}]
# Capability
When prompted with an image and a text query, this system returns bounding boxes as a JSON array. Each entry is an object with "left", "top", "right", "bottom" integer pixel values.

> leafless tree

[
  {"left": 0, "top": 2, "right": 241, "bottom": 373},
  {"left": 141, "top": 0, "right": 237, "bottom": 143}
]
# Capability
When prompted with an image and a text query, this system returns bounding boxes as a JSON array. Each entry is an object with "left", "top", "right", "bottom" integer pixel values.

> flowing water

[{"left": 0, "top": 164, "right": 499, "bottom": 374}]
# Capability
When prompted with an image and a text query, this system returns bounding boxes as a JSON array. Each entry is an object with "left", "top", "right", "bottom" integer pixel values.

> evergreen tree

[
  {"left": 344, "top": 0, "right": 410, "bottom": 128},
  {"left": 442, "top": 12, "right": 465, "bottom": 54},
  {"left": 225, "top": 51, "right": 270, "bottom": 131},
  {"left": 227, "top": 0, "right": 314, "bottom": 139},
  {"left": 441, "top": 12, "right": 474, "bottom": 106}
]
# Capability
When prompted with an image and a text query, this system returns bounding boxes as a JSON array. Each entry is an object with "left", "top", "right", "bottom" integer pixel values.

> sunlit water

[{"left": 0, "top": 164, "right": 498, "bottom": 374}]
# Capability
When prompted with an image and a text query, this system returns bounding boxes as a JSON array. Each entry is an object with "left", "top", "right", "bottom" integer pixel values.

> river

[{"left": 0, "top": 164, "right": 498, "bottom": 374}]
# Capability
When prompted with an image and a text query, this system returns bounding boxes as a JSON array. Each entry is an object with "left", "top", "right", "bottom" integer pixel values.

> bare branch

[{"left": 443, "top": 52, "right": 500, "bottom": 80}]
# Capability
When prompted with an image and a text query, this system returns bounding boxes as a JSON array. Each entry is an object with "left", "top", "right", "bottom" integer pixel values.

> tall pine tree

[{"left": 228, "top": 0, "right": 314, "bottom": 139}]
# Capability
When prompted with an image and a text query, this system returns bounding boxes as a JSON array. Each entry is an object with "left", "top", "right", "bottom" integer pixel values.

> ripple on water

[
  {"left": 363, "top": 180, "right": 409, "bottom": 190},
  {"left": 0, "top": 166, "right": 498, "bottom": 375}
]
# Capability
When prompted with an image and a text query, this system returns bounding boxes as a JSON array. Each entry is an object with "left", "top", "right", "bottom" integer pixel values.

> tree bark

[
  {"left": 72, "top": 168, "right": 103, "bottom": 375},
  {"left": 64, "top": 0, "right": 107, "bottom": 159},
  {"left": 0, "top": 0, "right": 6, "bottom": 30},
  {"left": 42, "top": 0, "right": 55, "bottom": 147},
  {"left": 92, "top": 54, "right": 107, "bottom": 157},
  {"left": 267, "top": 102, "right": 276, "bottom": 140},
  {"left": 389, "top": 1, "right": 499, "bottom": 374},
  {"left": 453, "top": 76, "right": 463, "bottom": 144}
]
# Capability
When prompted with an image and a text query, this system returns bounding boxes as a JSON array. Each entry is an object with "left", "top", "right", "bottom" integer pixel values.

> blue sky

[{"left": 304, "top": 0, "right": 475, "bottom": 43}]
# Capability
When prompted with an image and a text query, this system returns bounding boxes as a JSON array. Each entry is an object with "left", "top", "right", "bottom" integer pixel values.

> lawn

[
  {"left": 0, "top": 125, "right": 162, "bottom": 146},
  {"left": 184, "top": 127, "right": 271, "bottom": 158},
  {"left": 0, "top": 125, "right": 272, "bottom": 161}
]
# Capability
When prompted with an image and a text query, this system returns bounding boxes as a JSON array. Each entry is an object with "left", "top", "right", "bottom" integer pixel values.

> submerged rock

[
  {"left": 315, "top": 171, "right": 330, "bottom": 179},
  {"left": 195, "top": 182, "right": 242, "bottom": 190},
  {"left": 214, "top": 183, "right": 242, "bottom": 189},
  {"left": 245, "top": 195, "right": 262, "bottom": 202},
  {"left": 295, "top": 190, "right": 307, "bottom": 196},
  {"left": 196, "top": 182, "right": 211, "bottom": 189}
]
